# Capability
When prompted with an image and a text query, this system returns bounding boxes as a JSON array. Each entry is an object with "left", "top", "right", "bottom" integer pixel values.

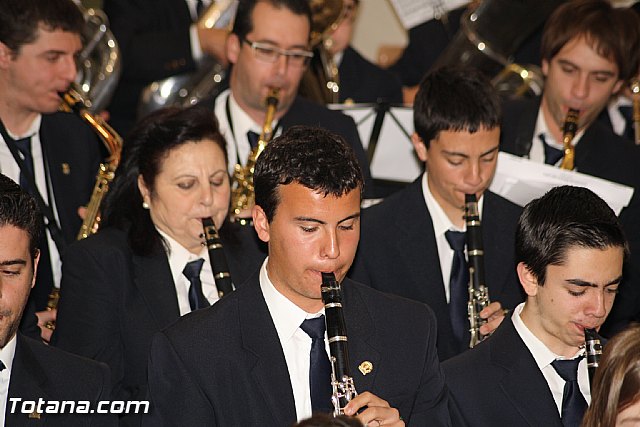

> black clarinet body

[
  {"left": 321, "top": 272, "right": 358, "bottom": 416},
  {"left": 585, "top": 328, "right": 602, "bottom": 387},
  {"left": 465, "top": 193, "right": 491, "bottom": 348},
  {"left": 202, "top": 218, "right": 233, "bottom": 298}
]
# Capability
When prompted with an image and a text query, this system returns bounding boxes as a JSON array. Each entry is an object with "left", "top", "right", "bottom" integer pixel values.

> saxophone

[
  {"left": 202, "top": 217, "right": 233, "bottom": 298},
  {"left": 230, "top": 88, "right": 279, "bottom": 221},
  {"left": 559, "top": 108, "right": 580, "bottom": 170},
  {"left": 46, "top": 84, "right": 123, "bottom": 316},
  {"left": 585, "top": 328, "right": 602, "bottom": 387},
  {"left": 465, "top": 193, "right": 490, "bottom": 348},
  {"left": 321, "top": 272, "right": 358, "bottom": 416}
]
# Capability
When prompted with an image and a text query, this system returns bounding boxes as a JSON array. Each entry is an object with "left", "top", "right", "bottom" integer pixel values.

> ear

[
  {"left": 226, "top": 33, "right": 241, "bottom": 66},
  {"left": 541, "top": 59, "right": 549, "bottom": 77},
  {"left": 612, "top": 79, "right": 624, "bottom": 96},
  {"left": 31, "top": 250, "right": 40, "bottom": 289},
  {"left": 411, "top": 132, "right": 428, "bottom": 162},
  {"left": 252, "top": 205, "right": 271, "bottom": 243},
  {"left": 137, "top": 175, "right": 150, "bottom": 205},
  {"left": 0, "top": 41, "right": 13, "bottom": 69},
  {"left": 517, "top": 262, "right": 539, "bottom": 297}
]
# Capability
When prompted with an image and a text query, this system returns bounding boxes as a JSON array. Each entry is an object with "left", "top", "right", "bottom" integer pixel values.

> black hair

[
  {"left": 413, "top": 66, "right": 501, "bottom": 148},
  {"left": 0, "top": 174, "right": 42, "bottom": 259},
  {"left": 516, "top": 185, "right": 628, "bottom": 285},
  {"left": 231, "top": 0, "right": 312, "bottom": 42},
  {"left": 254, "top": 125, "right": 363, "bottom": 222}
]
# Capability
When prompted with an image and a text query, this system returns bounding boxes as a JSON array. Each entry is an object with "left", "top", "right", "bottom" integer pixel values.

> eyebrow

[
  {"left": 252, "top": 38, "right": 309, "bottom": 51},
  {"left": 442, "top": 145, "right": 499, "bottom": 158},
  {"left": 556, "top": 59, "right": 616, "bottom": 77},
  {"left": 0, "top": 259, "right": 27, "bottom": 267},
  {"left": 565, "top": 275, "right": 623, "bottom": 288},
  {"left": 294, "top": 213, "right": 360, "bottom": 225}
]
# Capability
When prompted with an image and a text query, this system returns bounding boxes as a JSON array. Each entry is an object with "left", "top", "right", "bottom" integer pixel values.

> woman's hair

[
  {"left": 101, "top": 106, "right": 227, "bottom": 256},
  {"left": 582, "top": 324, "right": 640, "bottom": 427}
]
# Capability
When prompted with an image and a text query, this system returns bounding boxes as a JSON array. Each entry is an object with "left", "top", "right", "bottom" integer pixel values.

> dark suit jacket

[
  {"left": 103, "top": 0, "right": 197, "bottom": 134},
  {"left": 338, "top": 46, "right": 403, "bottom": 104},
  {"left": 143, "top": 274, "right": 450, "bottom": 426},
  {"left": 52, "top": 224, "right": 264, "bottom": 409},
  {"left": 7, "top": 333, "right": 115, "bottom": 426},
  {"left": 350, "top": 178, "right": 524, "bottom": 361},
  {"left": 500, "top": 96, "right": 640, "bottom": 336},
  {"left": 442, "top": 317, "right": 562, "bottom": 427}
]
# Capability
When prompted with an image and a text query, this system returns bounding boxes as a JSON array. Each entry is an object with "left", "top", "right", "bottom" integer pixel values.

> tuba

[
  {"left": 138, "top": 0, "right": 237, "bottom": 116},
  {"left": 431, "top": 0, "right": 563, "bottom": 98},
  {"left": 465, "top": 193, "right": 490, "bottom": 348},
  {"left": 74, "top": 4, "right": 122, "bottom": 113},
  {"left": 559, "top": 108, "right": 579, "bottom": 170},
  {"left": 230, "top": 88, "right": 279, "bottom": 222}
]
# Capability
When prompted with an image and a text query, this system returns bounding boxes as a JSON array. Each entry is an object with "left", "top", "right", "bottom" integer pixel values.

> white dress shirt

[
  {"left": 607, "top": 96, "right": 633, "bottom": 137},
  {"left": 511, "top": 303, "right": 591, "bottom": 416},
  {"left": 157, "top": 228, "right": 220, "bottom": 316},
  {"left": 259, "top": 258, "right": 330, "bottom": 421},
  {"left": 0, "top": 115, "right": 62, "bottom": 288},
  {"left": 0, "top": 334, "right": 18, "bottom": 427},
  {"left": 421, "top": 172, "right": 484, "bottom": 302},
  {"left": 530, "top": 108, "right": 585, "bottom": 165}
]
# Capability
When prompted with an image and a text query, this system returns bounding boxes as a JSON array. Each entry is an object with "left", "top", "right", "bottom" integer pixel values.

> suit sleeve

[
  {"left": 143, "top": 332, "right": 216, "bottom": 426},
  {"left": 52, "top": 240, "right": 125, "bottom": 399}
]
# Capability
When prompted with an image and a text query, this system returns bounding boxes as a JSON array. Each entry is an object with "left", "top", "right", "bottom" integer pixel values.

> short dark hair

[
  {"left": 0, "top": 174, "right": 42, "bottom": 259},
  {"left": 0, "top": 0, "right": 84, "bottom": 55},
  {"left": 413, "top": 66, "right": 501, "bottom": 148},
  {"left": 516, "top": 185, "right": 628, "bottom": 286},
  {"left": 102, "top": 106, "right": 227, "bottom": 256},
  {"left": 541, "top": 0, "right": 640, "bottom": 82},
  {"left": 254, "top": 125, "right": 363, "bottom": 222},
  {"left": 232, "top": 0, "right": 312, "bottom": 42}
]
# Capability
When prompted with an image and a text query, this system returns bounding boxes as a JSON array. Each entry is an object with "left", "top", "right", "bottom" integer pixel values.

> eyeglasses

[{"left": 242, "top": 38, "right": 313, "bottom": 67}]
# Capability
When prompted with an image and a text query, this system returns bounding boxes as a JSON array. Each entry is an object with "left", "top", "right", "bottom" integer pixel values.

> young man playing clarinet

[
  {"left": 444, "top": 185, "right": 626, "bottom": 427},
  {"left": 350, "top": 66, "right": 524, "bottom": 361},
  {"left": 144, "top": 126, "right": 450, "bottom": 426}
]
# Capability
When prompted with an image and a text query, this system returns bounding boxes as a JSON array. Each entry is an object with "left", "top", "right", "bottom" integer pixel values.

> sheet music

[
  {"left": 388, "top": 0, "right": 469, "bottom": 29},
  {"left": 489, "top": 152, "right": 634, "bottom": 215}
]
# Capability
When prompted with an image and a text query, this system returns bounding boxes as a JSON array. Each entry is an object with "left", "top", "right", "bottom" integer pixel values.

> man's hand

[
  {"left": 478, "top": 301, "right": 508, "bottom": 336},
  {"left": 343, "top": 391, "right": 404, "bottom": 427},
  {"left": 35, "top": 309, "right": 56, "bottom": 343}
]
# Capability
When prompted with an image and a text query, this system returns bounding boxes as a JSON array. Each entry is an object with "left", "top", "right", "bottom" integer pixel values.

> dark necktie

[
  {"left": 247, "top": 131, "right": 260, "bottom": 149},
  {"left": 183, "top": 259, "right": 209, "bottom": 311},
  {"left": 195, "top": 0, "right": 205, "bottom": 18},
  {"left": 445, "top": 230, "right": 469, "bottom": 346},
  {"left": 551, "top": 358, "right": 588, "bottom": 427},
  {"left": 619, "top": 105, "right": 634, "bottom": 141},
  {"left": 539, "top": 134, "right": 564, "bottom": 166},
  {"left": 0, "top": 360, "right": 5, "bottom": 371},
  {"left": 13, "top": 137, "right": 35, "bottom": 193},
  {"left": 300, "top": 316, "right": 332, "bottom": 413}
]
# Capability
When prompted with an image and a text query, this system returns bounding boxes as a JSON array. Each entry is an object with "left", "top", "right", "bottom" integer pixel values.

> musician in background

[
  {"left": 144, "top": 126, "right": 449, "bottom": 426},
  {"left": 0, "top": 0, "right": 103, "bottom": 337},
  {"left": 444, "top": 185, "right": 626, "bottom": 427},
  {"left": 350, "top": 66, "right": 524, "bottom": 361},
  {"left": 103, "top": 0, "right": 229, "bottom": 135},
  {"left": 0, "top": 173, "right": 115, "bottom": 426},
  {"left": 212, "top": 0, "right": 373, "bottom": 198},
  {"left": 582, "top": 324, "right": 640, "bottom": 427},
  {"left": 325, "top": 0, "right": 402, "bottom": 104},
  {"left": 498, "top": 0, "right": 640, "bottom": 337},
  {"left": 52, "top": 106, "right": 264, "bottom": 426}
]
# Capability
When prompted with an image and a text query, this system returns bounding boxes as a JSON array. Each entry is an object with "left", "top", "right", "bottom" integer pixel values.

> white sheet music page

[
  {"left": 388, "top": 0, "right": 469, "bottom": 29},
  {"left": 489, "top": 152, "right": 634, "bottom": 215}
]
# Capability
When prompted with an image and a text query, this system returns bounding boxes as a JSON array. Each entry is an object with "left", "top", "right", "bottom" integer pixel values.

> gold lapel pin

[
  {"left": 28, "top": 411, "right": 41, "bottom": 419},
  {"left": 61, "top": 163, "right": 71, "bottom": 175},
  {"left": 358, "top": 361, "right": 373, "bottom": 375}
]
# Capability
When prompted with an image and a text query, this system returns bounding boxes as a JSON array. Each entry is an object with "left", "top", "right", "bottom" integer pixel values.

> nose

[
  {"left": 320, "top": 230, "right": 340, "bottom": 260},
  {"left": 273, "top": 53, "right": 289, "bottom": 76},
  {"left": 586, "top": 289, "right": 608, "bottom": 319},
  {"left": 60, "top": 55, "right": 77, "bottom": 83},
  {"left": 464, "top": 161, "right": 483, "bottom": 188},
  {"left": 200, "top": 183, "right": 214, "bottom": 207},
  {"left": 570, "top": 72, "right": 589, "bottom": 100}
]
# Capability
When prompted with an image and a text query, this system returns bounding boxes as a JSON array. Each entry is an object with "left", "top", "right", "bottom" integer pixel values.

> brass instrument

[
  {"left": 321, "top": 272, "right": 358, "bottom": 416},
  {"left": 465, "top": 193, "right": 490, "bottom": 348},
  {"left": 230, "top": 88, "right": 279, "bottom": 220},
  {"left": 559, "top": 108, "right": 579, "bottom": 171},
  {"left": 202, "top": 217, "right": 233, "bottom": 298},
  {"left": 585, "top": 328, "right": 602, "bottom": 387},
  {"left": 47, "top": 84, "right": 123, "bottom": 317},
  {"left": 631, "top": 79, "right": 640, "bottom": 145}
]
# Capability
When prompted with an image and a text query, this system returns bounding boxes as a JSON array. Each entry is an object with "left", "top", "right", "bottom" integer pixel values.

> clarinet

[
  {"left": 585, "top": 328, "right": 602, "bottom": 387},
  {"left": 465, "top": 193, "right": 491, "bottom": 348},
  {"left": 202, "top": 218, "right": 233, "bottom": 298},
  {"left": 321, "top": 272, "right": 358, "bottom": 416}
]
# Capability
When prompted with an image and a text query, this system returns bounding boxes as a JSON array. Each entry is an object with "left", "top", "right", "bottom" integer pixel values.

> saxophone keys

[{"left": 358, "top": 361, "right": 373, "bottom": 375}]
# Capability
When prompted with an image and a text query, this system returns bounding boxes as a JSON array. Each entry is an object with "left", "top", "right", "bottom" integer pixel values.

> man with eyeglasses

[{"left": 212, "top": 0, "right": 373, "bottom": 209}]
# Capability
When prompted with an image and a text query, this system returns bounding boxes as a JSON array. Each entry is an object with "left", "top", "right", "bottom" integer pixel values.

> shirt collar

[
  {"left": 0, "top": 333, "right": 18, "bottom": 373},
  {"left": 157, "top": 228, "right": 207, "bottom": 282},
  {"left": 5, "top": 115, "right": 41, "bottom": 140},
  {"left": 534, "top": 106, "right": 585, "bottom": 149}
]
